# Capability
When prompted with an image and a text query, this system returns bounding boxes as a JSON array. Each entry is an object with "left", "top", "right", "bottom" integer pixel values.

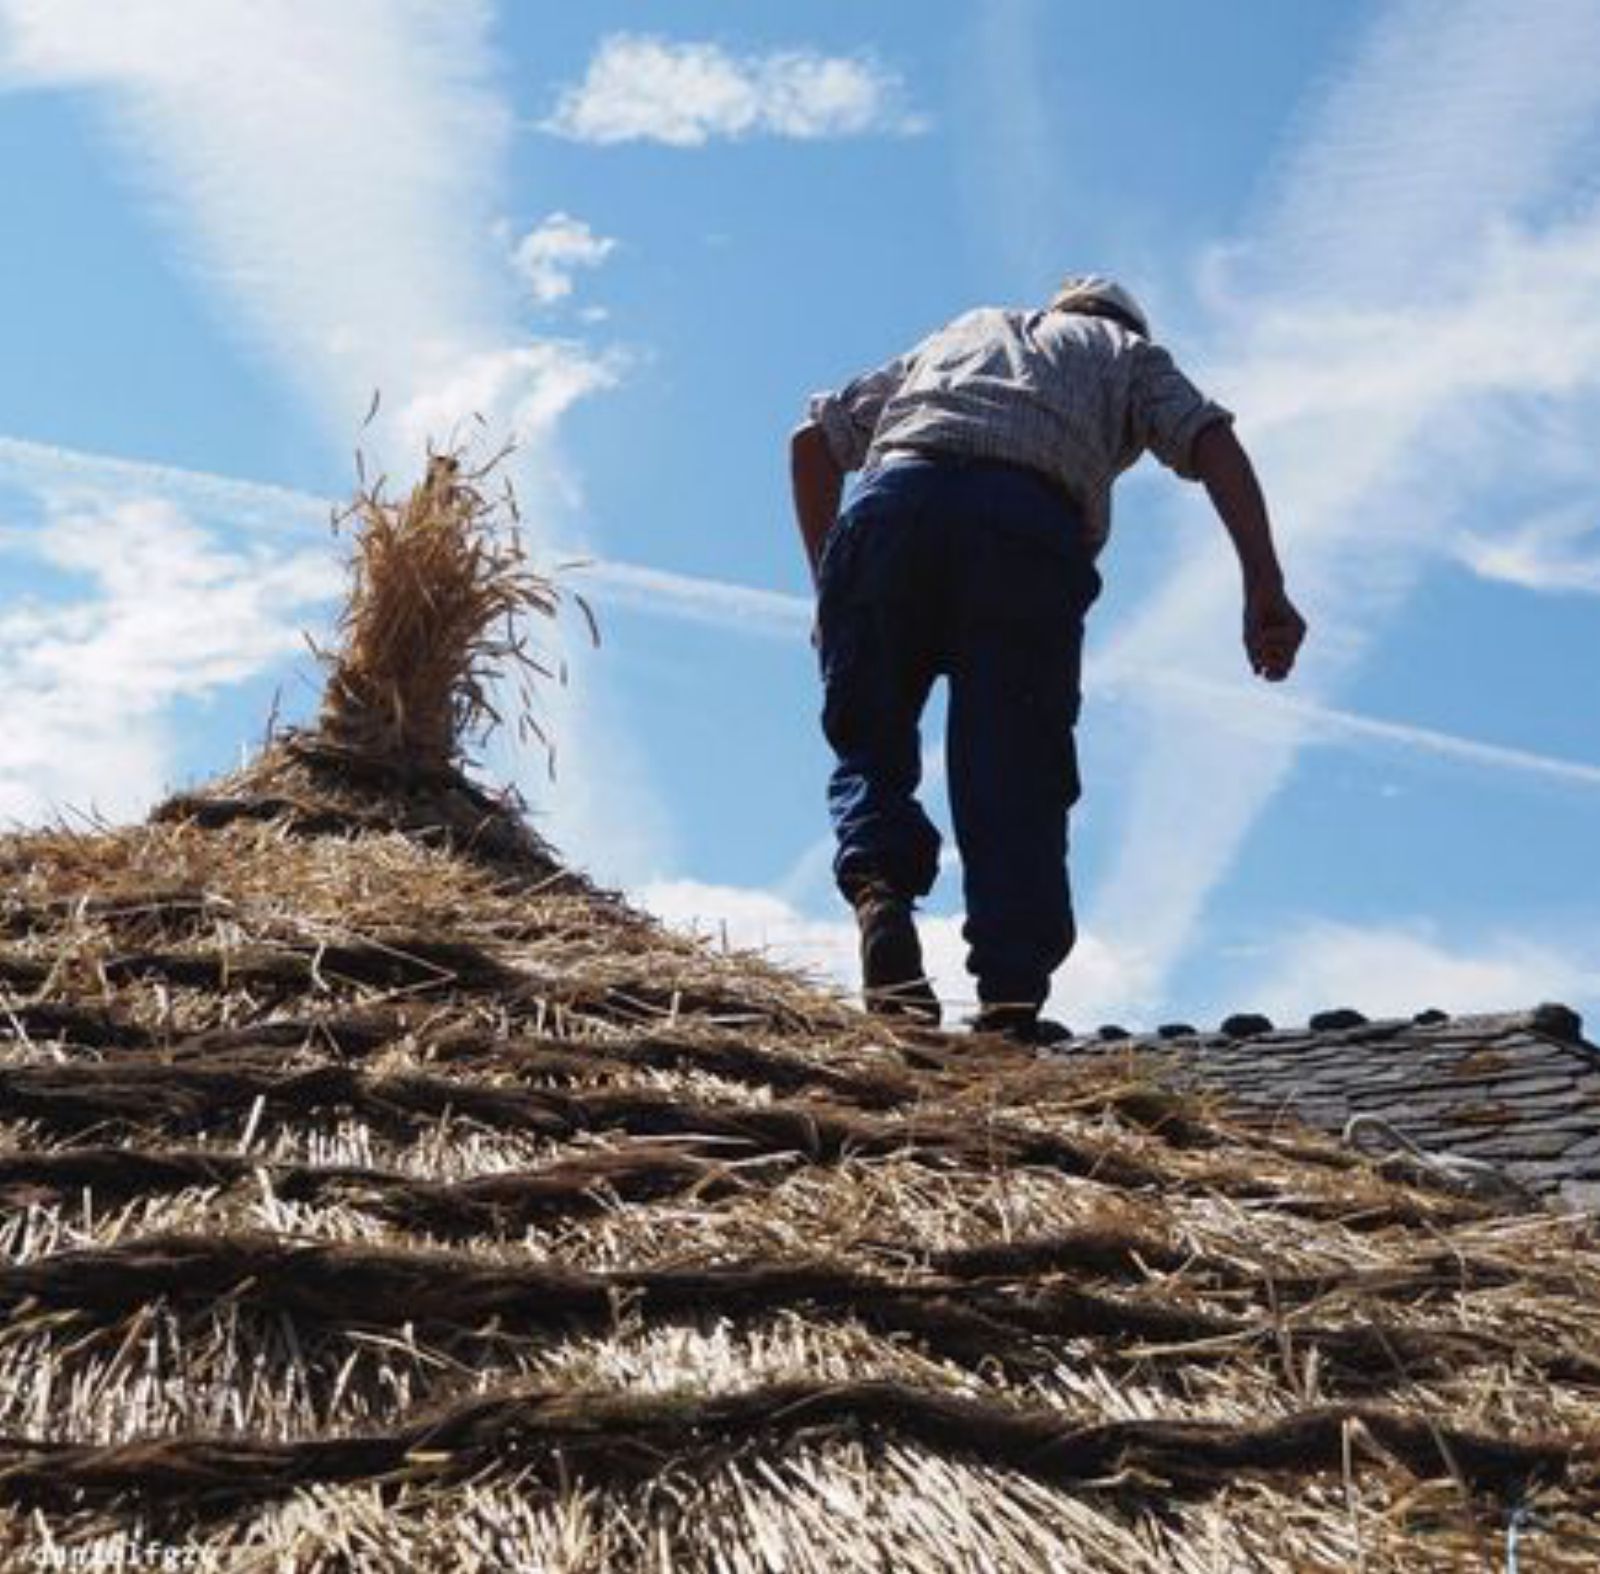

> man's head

[{"left": 1049, "top": 275, "right": 1150, "bottom": 338}]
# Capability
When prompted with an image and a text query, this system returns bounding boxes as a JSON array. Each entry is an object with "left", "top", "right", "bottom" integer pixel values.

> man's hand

[
  {"left": 1244, "top": 579, "right": 1306, "bottom": 682},
  {"left": 1191, "top": 423, "right": 1305, "bottom": 682}
]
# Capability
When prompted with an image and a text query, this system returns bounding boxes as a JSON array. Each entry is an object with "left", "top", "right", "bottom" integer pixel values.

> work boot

[
  {"left": 971, "top": 1004, "right": 1073, "bottom": 1048},
  {"left": 852, "top": 883, "right": 941, "bottom": 1025}
]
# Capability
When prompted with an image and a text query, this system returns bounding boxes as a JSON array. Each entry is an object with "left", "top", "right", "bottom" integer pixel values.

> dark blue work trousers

[{"left": 817, "top": 456, "right": 1101, "bottom": 1009}]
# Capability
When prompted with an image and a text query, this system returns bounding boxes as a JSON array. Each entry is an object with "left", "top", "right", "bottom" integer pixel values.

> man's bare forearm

[
  {"left": 1191, "top": 420, "right": 1306, "bottom": 681},
  {"left": 1191, "top": 420, "right": 1283, "bottom": 590},
  {"left": 790, "top": 421, "right": 845, "bottom": 584}
]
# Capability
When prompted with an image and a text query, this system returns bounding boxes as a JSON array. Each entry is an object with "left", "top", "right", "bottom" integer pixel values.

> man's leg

[
  {"left": 817, "top": 469, "right": 944, "bottom": 1018},
  {"left": 945, "top": 472, "right": 1099, "bottom": 1032}
]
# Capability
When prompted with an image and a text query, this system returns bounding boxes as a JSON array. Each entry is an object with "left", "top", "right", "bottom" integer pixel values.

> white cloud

[
  {"left": 512, "top": 213, "right": 616, "bottom": 306},
  {"left": 1240, "top": 0, "right": 1600, "bottom": 307},
  {"left": 0, "top": 0, "right": 625, "bottom": 486},
  {"left": 639, "top": 877, "right": 970, "bottom": 1012},
  {"left": 0, "top": 0, "right": 517, "bottom": 464},
  {"left": 1105, "top": 668, "right": 1600, "bottom": 792},
  {"left": 0, "top": 2, "right": 655, "bottom": 881},
  {"left": 572, "top": 558, "right": 813, "bottom": 641},
  {"left": 1076, "top": 0, "right": 1600, "bottom": 1018},
  {"left": 635, "top": 877, "right": 1154, "bottom": 1031},
  {"left": 0, "top": 494, "right": 338, "bottom": 823},
  {"left": 1243, "top": 920, "right": 1600, "bottom": 1022},
  {"left": 1455, "top": 503, "right": 1600, "bottom": 595},
  {"left": 541, "top": 34, "right": 923, "bottom": 147},
  {"left": 393, "top": 341, "right": 625, "bottom": 496}
]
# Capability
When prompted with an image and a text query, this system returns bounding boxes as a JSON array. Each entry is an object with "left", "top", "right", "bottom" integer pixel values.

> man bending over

[{"left": 791, "top": 275, "right": 1305, "bottom": 1044}]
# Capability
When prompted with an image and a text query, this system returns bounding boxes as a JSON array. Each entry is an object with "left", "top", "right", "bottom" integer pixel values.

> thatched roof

[
  {"left": 2, "top": 464, "right": 1596, "bottom": 1569},
  {"left": 2, "top": 746, "right": 1598, "bottom": 1571}
]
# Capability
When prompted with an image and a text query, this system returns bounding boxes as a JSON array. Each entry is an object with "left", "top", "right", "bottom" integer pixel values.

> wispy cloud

[
  {"left": 0, "top": 0, "right": 521, "bottom": 462},
  {"left": 1242, "top": 919, "right": 1600, "bottom": 1022},
  {"left": 0, "top": 492, "right": 337, "bottom": 823},
  {"left": 1455, "top": 504, "right": 1600, "bottom": 595},
  {"left": 0, "top": 1, "right": 653, "bottom": 881},
  {"left": 1078, "top": 0, "right": 1600, "bottom": 1016},
  {"left": 571, "top": 559, "right": 812, "bottom": 640},
  {"left": 9, "top": 436, "right": 1600, "bottom": 814},
  {"left": 1240, "top": 0, "right": 1600, "bottom": 306},
  {"left": 541, "top": 34, "right": 924, "bottom": 147},
  {"left": 0, "top": 0, "right": 626, "bottom": 483},
  {"left": 511, "top": 213, "right": 617, "bottom": 306},
  {"left": 1106, "top": 668, "right": 1600, "bottom": 791},
  {"left": 962, "top": 0, "right": 1058, "bottom": 293},
  {"left": 640, "top": 875, "right": 1160, "bottom": 1029}
]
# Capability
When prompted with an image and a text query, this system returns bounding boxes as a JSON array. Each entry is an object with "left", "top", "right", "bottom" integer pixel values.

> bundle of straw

[{"left": 317, "top": 451, "right": 579, "bottom": 771}]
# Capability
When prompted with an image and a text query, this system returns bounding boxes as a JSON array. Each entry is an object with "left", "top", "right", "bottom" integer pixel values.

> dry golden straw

[
  {"left": 1, "top": 445, "right": 1597, "bottom": 1569},
  {"left": 317, "top": 449, "right": 587, "bottom": 770}
]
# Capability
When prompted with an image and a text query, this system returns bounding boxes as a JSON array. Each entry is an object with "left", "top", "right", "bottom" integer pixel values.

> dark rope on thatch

[
  {"left": 152, "top": 730, "right": 569, "bottom": 877},
  {"left": 287, "top": 733, "right": 508, "bottom": 798},
  {"left": 0, "top": 1050, "right": 1494, "bottom": 1236},
  {"left": 0, "top": 1001, "right": 153, "bottom": 1050},
  {"left": 165, "top": 1012, "right": 407, "bottom": 1062},
  {"left": 0, "top": 1056, "right": 1166, "bottom": 1188},
  {"left": 79, "top": 935, "right": 820, "bottom": 1032},
  {"left": 427, "top": 1028, "right": 921, "bottom": 1112},
  {"left": 154, "top": 787, "right": 561, "bottom": 875},
  {"left": 1, "top": 888, "right": 216, "bottom": 942},
  {"left": 99, "top": 936, "right": 514, "bottom": 996},
  {"left": 516, "top": 978, "right": 824, "bottom": 1033},
  {"left": 0, "top": 1149, "right": 1532, "bottom": 1314},
  {"left": 923, "top": 1230, "right": 1207, "bottom": 1282},
  {"left": 0, "top": 950, "right": 813, "bottom": 1042},
  {"left": 924, "top": 1230, "right": 1562, "bottom": 1303},
  {"left": 1250, "top": 1187, "right": 1488, "bottom": 1233},
  {"left": 0, "top": 1381, "right": 1577, "bottom": 1512},
  {"left": 1, "top": 991, "right": 1467, "bottom": 1200},
  {"left": 5, "top": 1232, "right": 1598, "bottom": 1388},
  {"left": 0, "top": 1144, "right": 757, "bottom": 1237},
  {"left": 153, "top": 793, "right": 399, "bottom": 839},
  {"left": 434, "top": 1031, "right": 1265, "bottom": 1148},
  {"left": 0, "top": 954, "right": 51, "bottom": 991}
]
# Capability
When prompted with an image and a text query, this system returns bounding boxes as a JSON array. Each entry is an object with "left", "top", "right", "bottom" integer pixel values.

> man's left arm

[
  {"left": 1129, "top": 342, "right": 1306, "bottom": 681},
  {"left": 1189, "top": 421, "right": 1306, "bottom": 682}
]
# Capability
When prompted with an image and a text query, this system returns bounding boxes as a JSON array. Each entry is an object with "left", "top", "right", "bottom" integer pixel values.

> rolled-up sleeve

[
  {"left": 807, "top": 355, "right": 911, "bottom": 472},
  {"left": 1127, "top": 342, "right": 1233, "bottom": 479}
]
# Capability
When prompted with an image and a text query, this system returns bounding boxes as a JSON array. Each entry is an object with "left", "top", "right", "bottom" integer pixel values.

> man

[{"left": 791, "top": 275, "right": 1305, "bottom": 1044}]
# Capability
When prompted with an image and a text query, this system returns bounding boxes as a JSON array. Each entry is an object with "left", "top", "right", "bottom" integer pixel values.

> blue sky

[{"left": 2, "top": 0, "right": 1598, "bottom": 1031}]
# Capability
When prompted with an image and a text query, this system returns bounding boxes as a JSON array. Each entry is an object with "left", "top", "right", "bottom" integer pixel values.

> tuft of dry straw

[{"left": 317, "top": 449, "right": 589, "bottom": 772}]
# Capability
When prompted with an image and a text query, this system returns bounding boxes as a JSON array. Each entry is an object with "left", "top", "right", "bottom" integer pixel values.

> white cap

[{"left": 1049, "top": 274, "right": 1151, "bottom": 337}]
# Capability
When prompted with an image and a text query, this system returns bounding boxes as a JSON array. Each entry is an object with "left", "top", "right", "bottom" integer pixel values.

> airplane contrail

[{"left": 5, "top": 433, "right": 1598, "bottom": 792}]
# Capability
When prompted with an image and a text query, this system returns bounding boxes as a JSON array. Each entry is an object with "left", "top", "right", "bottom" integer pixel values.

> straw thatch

[
  {"left": 1, "top": 466, "right": 1597, "bottom": 1571},
  {"left": 317, "top": 448, "right": 580, "bottom": 771}
]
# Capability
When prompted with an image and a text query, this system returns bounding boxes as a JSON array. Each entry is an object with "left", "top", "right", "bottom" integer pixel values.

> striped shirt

[{"left": 808, "top": 306, "right": 1232, "bottom": 553}]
